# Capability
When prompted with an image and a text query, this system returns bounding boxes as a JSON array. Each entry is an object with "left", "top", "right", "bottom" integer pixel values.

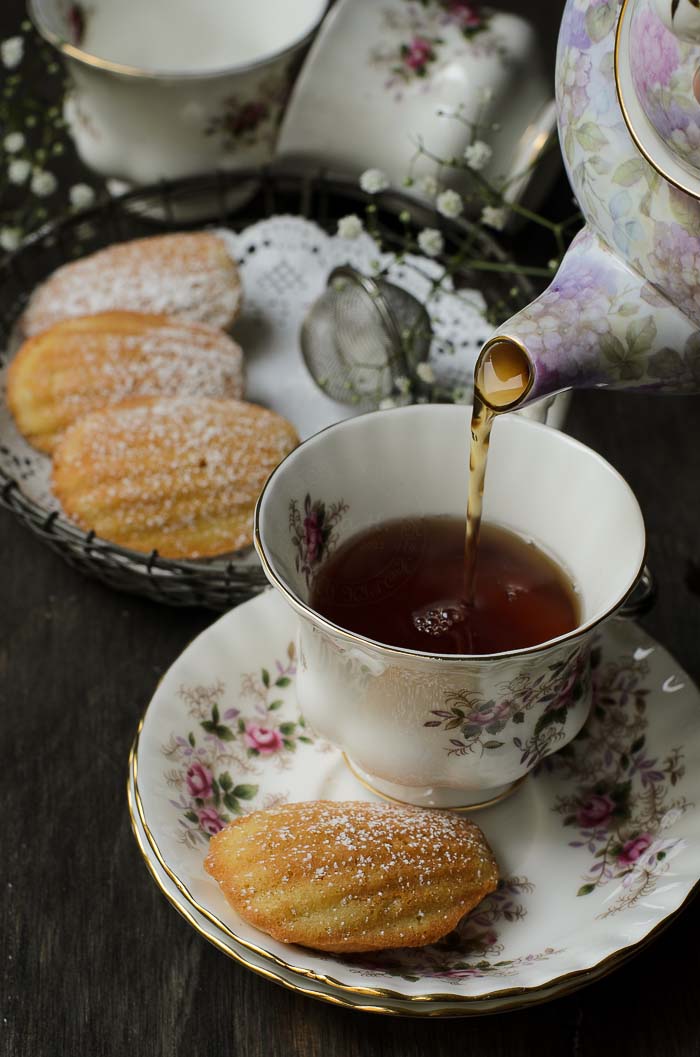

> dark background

[{"left": 2, "top": 1, "right": 700, "bottom": 1054}]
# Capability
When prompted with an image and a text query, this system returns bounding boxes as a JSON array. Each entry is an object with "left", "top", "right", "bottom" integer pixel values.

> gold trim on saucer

[
  {"left": 615, "top": 0, "right": 700, "bottom": 201},
  {"left": 341, "top": 753, "right": 527, "bottom": 811},
  {"left": 126, "top": 741, "right": 655, "bottom": 1017},
  {"left": 129, "top": 718, "right": 700, "bottom": 1011}
]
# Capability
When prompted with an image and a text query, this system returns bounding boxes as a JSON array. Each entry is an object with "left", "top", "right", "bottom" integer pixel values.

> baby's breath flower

[
  {"left": 548, "top": 258, "right": 559, "bottom": 270},
  {"left": 419, "top": 174, "right": 438, "bottom": 198},
  {"left": 417, "top": 227, "right": 444, "bottom": 258},
  {"left": 481, "top": 205, "right": 507, "bottom": 230},
  {"left": 0, "top": 227, "right": 21, "bottom": 252},
  {"left": 464, "top": 140, "right": 493, "bottom": 172},
  {"left": 4, "top": 131, "right": 24, "bottom": 153},
  {"left": 1, "top": 36, "right": 24, "bottom": 70},
  {"left": 451, "top": 385, "right": 471, "bottom": 404},
  {"left": 337, "top": 214, "right": 363, "bottom": 239},
  {"left": 416, "top": 362, "right": 435, "bottom": 384},
  {"left": 436, "top": 189, "right": 463, "bottom": 219},
  {"left": 359, "top": 168, "right": 389, "bottom": 195},
  {"left": 395, "top": 375, "right": 411, "bottom": 395},
  {"left": 30, "top": 169, "right": 58, "bottom": 197},
  {"left": 69, "top": 183, "right": 95, "bottom": 209},
  {"left": 8, "top": 158, "right": 30, "bottom": 184},
  {"left": 379, "top": 396, "right": 397, "bottom": 410}
]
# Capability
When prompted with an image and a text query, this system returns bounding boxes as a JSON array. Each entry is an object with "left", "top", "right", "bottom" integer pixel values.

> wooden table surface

[{"left": 2, "top": 2, "right": 700, "bottom": 1055}]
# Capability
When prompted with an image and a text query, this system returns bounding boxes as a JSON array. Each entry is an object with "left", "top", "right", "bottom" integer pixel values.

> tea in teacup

[{"left": 310, "top": 517, "right": 579, "bottom": 655}]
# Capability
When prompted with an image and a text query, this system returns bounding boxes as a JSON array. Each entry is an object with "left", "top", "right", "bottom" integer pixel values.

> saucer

[
  {"left": 132, "top": 589, "right": 700, "bottom": 1012},
  {"left": 127, "top": 753, "right": 633, "bottom": 1016}
]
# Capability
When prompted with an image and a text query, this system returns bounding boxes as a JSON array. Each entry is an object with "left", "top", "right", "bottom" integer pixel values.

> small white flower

[
  {"left": 8, "top": 158, "right": 30, "bottom": 185},
  {"left": 0, "top": 227, "right": 21, "bottom": 252},
  {"left": 418, "top": 174, "right": 438, "bottom": 199},
  {"left": 481, "top": 205, "right": 507, "bottom": 230},
  {"left": 417, "top": 227, "right": 444, "bottom": 258},
  {"left": 451, "top": 385, "right": 471, "bottom": 404},
  {"left": 69, "top": 183, "right": 95, "bottom": 209},
  {"left": 416, "top": 362, "right": 435, "bottom": 384},
  {"left": 359, "top": 168, "right": 389, "bottom": 195},
  {"left": 30, "top": 169, "right": 58, "bottom": 197},
  {"left": 379, "top": 397, "right": 397, "bottom": 410},
  {"left": 4, "top": 131, "right": 24, "bottom": 153},
  {"left": 395, "top": 375, "right": 411, "bottom": 395},
  {"left": 1, "top": 36, "right": 24, "bottom": 69},
  {"left": 464, "top": 139, "right": 493, "bottom": 171},
  {"left": 337, "top": 214, "right": 363, "bottom": 239},
  {"left": 436, "top": 189, "right": 464, "bottom": 219},
  {"left": 548, "top": 258, "right": 559, "bottom": 270}
]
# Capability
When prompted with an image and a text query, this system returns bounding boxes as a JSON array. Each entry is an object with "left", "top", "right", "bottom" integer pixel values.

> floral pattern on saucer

[
  {"left": 343, "top": 877, "right": 563, "bottom": 982},
  {"left": 425, "top": 642, "right": 590, "bottom": 767},
  {"left": 136, "top": 590, "right": 700, "bottom": 1004},
  {"left": 161, "top": 642, "right": 318, "bottom": 846},
  {"left": 546, "top": 647, "right": 692, "bottom": 914}
]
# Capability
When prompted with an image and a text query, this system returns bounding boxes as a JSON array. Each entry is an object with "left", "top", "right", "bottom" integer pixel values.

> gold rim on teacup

[{"left": 29, "top": 0, "right": 329, "bottom": 81}]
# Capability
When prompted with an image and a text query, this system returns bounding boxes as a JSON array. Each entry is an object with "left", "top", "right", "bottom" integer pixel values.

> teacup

[
  {"left": 254, "top": 404, "right": 645, "bottom": 809},
  {"left": 276, "top": 0, "right": 558, "bottom": 213},
  {"left": 29, "top": 0, "right": 327, "bottom": 188}
]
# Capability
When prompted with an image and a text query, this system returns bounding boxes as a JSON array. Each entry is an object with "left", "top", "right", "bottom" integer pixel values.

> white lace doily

[{"left": 0, "top": 215, "right": 495, "bottom": 520}]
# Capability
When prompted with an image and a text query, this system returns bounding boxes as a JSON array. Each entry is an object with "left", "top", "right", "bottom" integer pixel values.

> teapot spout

[{"left": 475, "top": 227, "right": 700, "bottom": 411}]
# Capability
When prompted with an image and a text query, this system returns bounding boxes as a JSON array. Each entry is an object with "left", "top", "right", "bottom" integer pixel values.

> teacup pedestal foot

[{"left": 342, "top": 754, "right": 527, "bottom": 811}]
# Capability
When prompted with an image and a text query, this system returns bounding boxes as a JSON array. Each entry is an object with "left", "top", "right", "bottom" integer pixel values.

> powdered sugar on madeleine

[{"left": 204, "top": 800, "right": 499, "bottom": 953}]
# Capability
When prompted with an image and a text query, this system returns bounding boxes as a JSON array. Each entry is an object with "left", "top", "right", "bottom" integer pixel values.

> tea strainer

[{"left": 300, "top": 265, "right": 432, "bottom": 408}]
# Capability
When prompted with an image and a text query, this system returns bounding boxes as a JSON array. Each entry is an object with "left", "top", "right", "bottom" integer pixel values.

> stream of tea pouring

[{"left": 465, "top": 339, "right": 534, "bottom": 601}]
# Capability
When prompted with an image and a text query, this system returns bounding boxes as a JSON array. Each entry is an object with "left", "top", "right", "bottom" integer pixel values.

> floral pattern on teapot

[
  {"left": 629, "top": 0, "right": 700, "bottom": 171},
  {"left": 491, "top": 0, "right": 700, "bottom": 405},
  {"left": 557, "top": 0, "right": 700, "bottom": 328}
]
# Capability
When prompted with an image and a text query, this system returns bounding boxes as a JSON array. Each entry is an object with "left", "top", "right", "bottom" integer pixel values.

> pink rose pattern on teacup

[
  {"left": 546, "top": 647, "right": 689, "bottom": 914},
  {"left": 289, "top": 494, "right": 349, "bottom": 588},
  {"left": 370, "top": 0, "right": 496, "bottom": 97},
  {"left": 206, "top": 73, "right": 290, "bottom": 150},
  {"left": 161, "top": 644, "right": 311, "bottom": 846},
  {"left": 402, "top": 35, "right": 436, "bottom": 75},
  {"left": 547, "top": 0, "right": 700, "bottom": 371},
  {"left": 425, "top": 643, "right": 590, "bottom": 768}
]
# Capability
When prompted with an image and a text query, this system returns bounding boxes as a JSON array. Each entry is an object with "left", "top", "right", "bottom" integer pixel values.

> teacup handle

[{"left": 616, "top": 565, "right": 656, "bottom": 620}]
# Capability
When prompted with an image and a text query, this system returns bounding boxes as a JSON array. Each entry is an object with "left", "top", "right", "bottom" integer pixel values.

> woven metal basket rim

[{"left": 0, "top": 164, "right": 532, "bottom": 602}]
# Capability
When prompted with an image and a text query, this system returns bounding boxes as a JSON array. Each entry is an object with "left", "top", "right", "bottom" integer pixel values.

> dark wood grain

[{"left": 3, "top": 1, "right": 700, "bottom": 1053}]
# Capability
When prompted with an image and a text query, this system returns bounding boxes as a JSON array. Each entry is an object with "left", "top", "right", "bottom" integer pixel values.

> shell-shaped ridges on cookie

[
  {"left": 204, "top": 800, "right": 499, "bottom": 953},
  {"left": 51, "top": 397, "right": 298, "bottom": 559},
  {"left": 20, "top": 232, "right": 242, "bottom": 337},
  {"left": 7, "top": 312, "right": 245, "bottom": 453}
]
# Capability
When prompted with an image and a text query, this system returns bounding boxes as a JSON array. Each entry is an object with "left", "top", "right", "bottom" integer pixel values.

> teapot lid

[{"left": 616, "top": 0, "right": 700, "bottom": 199}]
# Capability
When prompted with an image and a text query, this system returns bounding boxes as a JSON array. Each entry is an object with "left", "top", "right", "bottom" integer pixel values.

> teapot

[{"left": 476, "top": 0, "right": 700, "bottom": 408}]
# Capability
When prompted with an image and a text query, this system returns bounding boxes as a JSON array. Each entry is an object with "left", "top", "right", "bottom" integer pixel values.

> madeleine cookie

[
  {"left": 8, "top": 312, "right": 246, "bottom": 454},
  {"left": 204, "top": 800, "right": 499, "bottom": 953},
  {"left": 51, "top": 397, "right": 298, "bottom": 558},
  {"left": 21, "top": 232, "right": 242, "bottom": 337}
]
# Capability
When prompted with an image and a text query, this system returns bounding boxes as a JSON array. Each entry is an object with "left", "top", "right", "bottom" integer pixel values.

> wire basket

[{"left": 0, "top": 166, "right": 532, "bottom": 609}]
